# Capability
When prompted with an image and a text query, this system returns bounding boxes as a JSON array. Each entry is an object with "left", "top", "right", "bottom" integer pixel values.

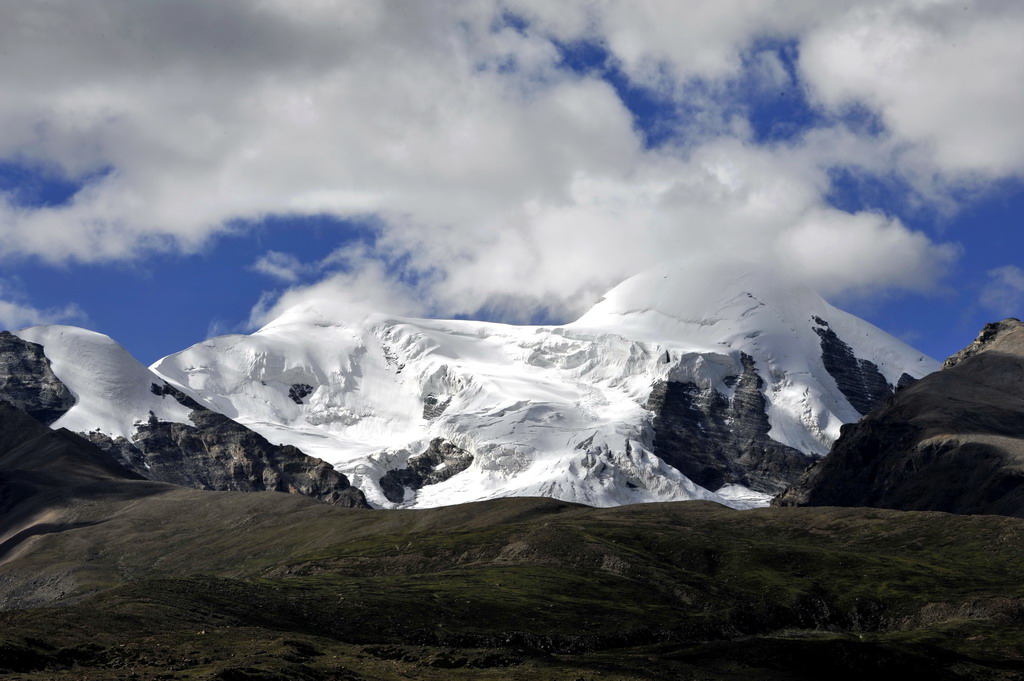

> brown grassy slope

[{"left": 1, "top": 399, "right": 1024, "bottom": 679}]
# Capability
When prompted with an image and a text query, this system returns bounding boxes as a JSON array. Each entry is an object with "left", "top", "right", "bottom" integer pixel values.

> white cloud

[
  {"left": 774, "top": 208, "right": 961, "bottom": 296},
  {"left": 250, "top": 251, "right": 310, "bottom": 283},
  {"left": 505, "top": 0, "right": 822, "bottom": 84},
  {"left": 799, "top": 2, "right": 1024, "bottom": 178},
  {"left": 1, "top": 0, "right": 1017, "bottom": 325},
  {"left": 516, "top": 0, "right": 1024, "bottom": 178},
  {"left": 248, "top": 258, "right": 425, "bottom": 329},
  {"left": 245, "top": 137, "right": 957, "bottom": 322},
  {"left": 0, "top": 1, "right": 642, "bottom": 263},
  {"left": 980, "top": 265, "right": 1024, "bottom": 318}
]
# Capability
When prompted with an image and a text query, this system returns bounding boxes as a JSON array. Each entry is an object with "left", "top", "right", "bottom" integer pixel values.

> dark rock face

[
  {"left": 0, "top": 332, "right": 75, "bottom": 425},
  {"left": 775, "top": 319, "right": 1024, "bottom": 518},
  {"left": 895, "top": 373, "right": 918, "bottom": 392},
  {"left": 149, "top": 381, "right": 204, "bottom": 410},
  {"left": 812, "top": 317, "right": 893, "bottom": 415},
  {"left": 942, "top": 318, "right": 1023, "bottom": 369},
  {"left": 646, "top": 353, "right": 814, "bottom": 496},
  {"left": 379, "top": 438, "right": 474, "bottom": 503},
  {"left": 0, "top": 332, "right": 367, "bottom": 508},
  {"left": 88, "top": 383, "right": 369, "bottom": 508},
  {"left": 288, "top": 383, "right": 314, "bottom": 404}
]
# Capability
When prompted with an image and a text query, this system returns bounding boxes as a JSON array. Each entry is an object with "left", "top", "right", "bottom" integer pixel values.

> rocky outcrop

[
  {"left": 646, "top": 353, "right": 814, "bottom": 496},
  {"left": 379, "top": 438, "right": 474, "bottom": 503},
  {"left": 942, "top": 318, "right": 1023, "bottom": 368},
  {"left": 0, "top": 332, "right": 75, "bottom": 425},
  {"left": 288, "top": 383, "right": 314, "bottom": 404},
  {"left": 774, "top": 319, "right": 1024, "bottom": 517},
  {"left": 87, "top": 383, "right": 369, "bottom": 508},
  {"left": 812, "top": 317, "right": 893, "bottom": 415},
  {"left": 895, "top": 372, "right": 918, "bottom": 392},
  {"left": 422, "top": 393, "right": 452, "bottom": 420}
]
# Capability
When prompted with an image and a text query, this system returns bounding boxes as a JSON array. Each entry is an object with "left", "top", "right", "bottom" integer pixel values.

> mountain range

[{"left": 3, "top": 261, "right": 936, "bottom": 510}]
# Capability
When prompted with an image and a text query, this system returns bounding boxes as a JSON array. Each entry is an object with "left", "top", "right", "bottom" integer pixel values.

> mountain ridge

[{"left": 775, "top": 318, "right": 1024, "bottom": 516}]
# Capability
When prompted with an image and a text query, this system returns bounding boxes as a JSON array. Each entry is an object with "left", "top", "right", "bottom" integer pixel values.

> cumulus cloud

[
  {"left": 774, "top": 208, "right": 961, "bottom": 296},
  {"left": 243, "top": 137, "right": 957, "bottom": 323},
  {"left": 1, "top": 0, "right": 1018, "bottom": 325},
  {"left": 980, "top": 266, "right": 1024, "bottom": 318},
  {"left": 506, "top": 0, "right": 820, "bottom": 84},
  {"left": 799, "top": 2, "right": 1024, "bottom": 178}
]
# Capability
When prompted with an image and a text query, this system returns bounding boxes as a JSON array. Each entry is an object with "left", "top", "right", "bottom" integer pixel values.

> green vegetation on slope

[{"left": 1, "top": 491, "right": 1024, "bottom": 680}]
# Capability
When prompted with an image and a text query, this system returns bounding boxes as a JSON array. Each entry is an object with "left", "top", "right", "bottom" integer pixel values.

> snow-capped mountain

[
  {"left": 16, "top": 325, "right": 198, "bottom": 437},
  {"left": 125, "top": 260, "right": 936, "bottom": 509}
]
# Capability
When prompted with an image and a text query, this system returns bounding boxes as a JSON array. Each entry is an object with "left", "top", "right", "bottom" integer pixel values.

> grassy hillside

[{"left": 1, "top": 485, "right": 1023, "bottom": 680}]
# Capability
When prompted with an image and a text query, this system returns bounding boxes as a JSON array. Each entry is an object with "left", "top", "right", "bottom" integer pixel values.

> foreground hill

[
  {"left": 0, "top": 414, "right": 1022, "bottom": 680},
  {"left": 775, "top": 318, "right": 1024, "bottom": 517}
]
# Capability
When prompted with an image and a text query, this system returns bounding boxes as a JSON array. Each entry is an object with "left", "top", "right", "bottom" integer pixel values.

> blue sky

[{"left": 0, "top": 2, "right": 1022, "bottom": 364}]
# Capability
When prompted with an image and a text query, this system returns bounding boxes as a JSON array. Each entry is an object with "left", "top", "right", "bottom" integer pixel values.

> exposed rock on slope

[
  {"left": 646, "top": 353, "right": 812, "bottom": 496},
  {"left": 0, "top": 399, "right": 143, "bottom": 555},
  {"left": 943, "top": 318, "right": 1024, "bottom": 369},
  {"left": 811, "top": 317, "right": 900, "bottom": 415},
  {"left": 0, "top": 332, "right": 75, "bottom": 425},
  {"left": 0, "top": 401, "right": 137, "bottom": 484},
  {"left": 87, "top": 383, "right": 368, "bottom": 508},
  {"left": 378, "top": 437, "right": 473, "bottom": 503},
  {"left": 774, "top": 319, "right": 1024, "bottom": 517}
]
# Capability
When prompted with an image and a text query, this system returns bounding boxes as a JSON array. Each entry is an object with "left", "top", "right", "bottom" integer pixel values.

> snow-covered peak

[
  {"left": 256, "top": 298, "right": 374, "bottom": 334},
  {"left": 575, "top": 260, "right": 810, "bottom": 327},
  {"left": 576, "top": 261, "right": 935, "bottom": 457},
  {"left": 572, "top": 259, "right": 933, "bottom": 387},
  {"left": 15, "top": 325, "right": 197, "bottom": 439}
]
